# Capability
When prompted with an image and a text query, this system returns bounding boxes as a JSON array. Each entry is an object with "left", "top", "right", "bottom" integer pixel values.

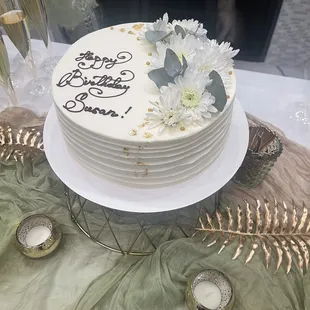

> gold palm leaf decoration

[
  {"left": 0, "top": 107, "right": 44, "bottom": 163},
  {"left": 197, "top": 198, "right": 310, "bottom": 274}
]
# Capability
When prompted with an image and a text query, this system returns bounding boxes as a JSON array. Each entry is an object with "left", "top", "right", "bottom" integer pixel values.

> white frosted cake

[{"left": 52, "top": 14, "right": 239, "bottom": 187}]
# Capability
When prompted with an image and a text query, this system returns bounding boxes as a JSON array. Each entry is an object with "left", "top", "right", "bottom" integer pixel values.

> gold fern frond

[
  {"left": 197, "top": 198, "right": 310, "bottom": 274},
  {"left": 0, "top": 107, "right": 44, "bottom": 163}
]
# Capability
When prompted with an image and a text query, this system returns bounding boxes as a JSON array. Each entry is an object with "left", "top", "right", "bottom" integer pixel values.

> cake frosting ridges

[{"left": 52, "top": 14, "right": 239, "bottom": 188}]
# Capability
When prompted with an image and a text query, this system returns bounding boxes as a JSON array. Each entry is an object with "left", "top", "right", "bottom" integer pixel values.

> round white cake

[{"left": 52, "top": 16, "right": 238, "bottom": 187}]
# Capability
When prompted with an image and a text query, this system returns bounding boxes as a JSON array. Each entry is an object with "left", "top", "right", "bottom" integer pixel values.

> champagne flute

[
  {"left": 0, "top": 32, "right": 18, "bottom": 109},
  {"left": 20, "top": 0, "right": 61, "bottom": 75},
  {"left": 0, "top": 0, "right": 51, "bottom": 96},
  {"left": 289, "top": 60, "right": 310, "bottom": 125}
]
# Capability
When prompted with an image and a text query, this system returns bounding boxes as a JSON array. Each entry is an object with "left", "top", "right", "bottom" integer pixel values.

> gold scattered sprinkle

[
  {"left": 130, "top": 129, "right": 137, "bottom": 136},
  {"left": 138, "top": 122, "right": 149, "bottom": 128},
  {"left": 110, "top": 26, "right": 114, "bottom": 30},
  {"left": 136, "top": 161, "right": 146, "bottom": 166},
  {"left": 180, "top": 126, "right": 185, "bottom": 131},
  {"left": 148, "top": 52, "right": 152, "bottom": 56},
  {"left": 120, "top": 28, "right": 126, "bottom": 32},
  {"left": 137, "top": 37, "right": 140, "bottom": 41},
  {"left": 228, "top": 71, "right": 233, "bottom": 75},
  {"left": 146, "top": 61, "right": 150, "bottom": 66},
  {"left": 128, "top": 31, "right": 136, "bottom": 35},
  {"left": 227, "top": 95, "right": 230, "bottom": 99},
  {"left": 133, "top": 23, "right": 144, "bottom": 31},
  {"left": 144, "top": 132, "right": 153, "bottom": 139},
  {"left": 148, "top": 108, "right": 154, "bottom": 112},
  {"left": 123, "top": 147, "right": 129, "bottom": 153}
]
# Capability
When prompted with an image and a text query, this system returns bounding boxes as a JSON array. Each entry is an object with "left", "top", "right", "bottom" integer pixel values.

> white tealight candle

[
  {"left": 25, "top": 226, "right": 51, "bottom": 246},
  {"left": 194, "top": 281, "right": 222, "bottom": 309}
]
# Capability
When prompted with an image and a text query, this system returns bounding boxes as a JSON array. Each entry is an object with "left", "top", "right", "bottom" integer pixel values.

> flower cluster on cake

[{"left": 139, "top": 13, "right": 239, "bottom": 133}]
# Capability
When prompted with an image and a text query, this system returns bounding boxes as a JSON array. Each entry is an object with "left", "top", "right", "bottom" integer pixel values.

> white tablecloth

[{"left": 2, "top": 36, "right": 310, "bottom": 148}]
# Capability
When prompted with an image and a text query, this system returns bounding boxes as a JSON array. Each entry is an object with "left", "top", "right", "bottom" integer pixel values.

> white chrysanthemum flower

[
  {"left": 168, "top": 69, "right": 217, "bottom": 124},
  {"left": 151, "top": 33, "right": 202, "bottom": 69},
  {"left": 189, "top": 48, "right": 232, "bottom": 89},
  {"left": 147, "top": 87, "right": 182, "bottom": 133},
  {"left": 172, "top": 18, "right": 207, "bottom": 37},
  {"left": 139, "top": 13, "right": 171, "bottom": 41},
  {"left": 146, "top": 12, "right": 170, "bottom": 33},
  {"left": 205, "top": 39, "right": 239, "bottom": 66}
]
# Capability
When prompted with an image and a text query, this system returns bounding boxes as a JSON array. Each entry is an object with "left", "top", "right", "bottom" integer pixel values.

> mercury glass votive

[
  {"left": 185, "top": 269, "right": 234, "bottom": 310},
  {"left": 16, "top": 214, "right": 62, "bottom": 258}
]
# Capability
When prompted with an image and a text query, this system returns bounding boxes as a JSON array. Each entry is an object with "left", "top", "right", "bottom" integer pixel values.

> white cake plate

[{"left": 44, "top": 100, "right": 248, "bottom": 213}]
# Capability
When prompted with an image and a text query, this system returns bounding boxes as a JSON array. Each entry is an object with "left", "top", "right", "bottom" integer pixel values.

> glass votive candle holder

[
  {"left": 15, "top": 214, "right": 62, "bottom": 258},
  {"left": 185, "top": 269, "right": 234, "bottom": 310},
  {"left": 233, "top": 125, "right": 283, "bottom": 188}
]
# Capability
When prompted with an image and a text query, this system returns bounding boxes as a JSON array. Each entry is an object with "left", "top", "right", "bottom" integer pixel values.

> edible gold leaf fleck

[
  {"left": 129, "top": 129, "right": 137, "bottom": 136},
  {"left": 144, "top": 132, "right": 152, "bottom": 138},
  {"left": 120, "top": 28, "right": 126, "bottom": 32},
  {"left": 133, "top": 23, "right": 144, "bottom": 31},
  {"left": 128, "top": 31, "right": 136, "bottom": 35}
]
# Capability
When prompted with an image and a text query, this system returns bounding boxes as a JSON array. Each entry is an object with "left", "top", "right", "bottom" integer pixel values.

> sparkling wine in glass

[
  {"left": 0, "top": 32, "right": 18, "bottom": 109},
  {"left": 0, "top": 3, "right": 50, "bottom": 96},
  {"left": 20, "top": 0, "right": 61, "bottom": 75},
  {"left": 289, "top": 60, "right": 310, "bottom": 125}
]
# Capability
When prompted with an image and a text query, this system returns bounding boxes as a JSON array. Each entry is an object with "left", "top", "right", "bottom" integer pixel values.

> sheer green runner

[{"left": 0, "top": 115, "right": 310, "bottom": 309}]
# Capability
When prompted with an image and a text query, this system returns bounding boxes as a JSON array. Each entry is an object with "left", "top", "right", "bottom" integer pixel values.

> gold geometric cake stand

[{"left": 65, "top": 186, "right": 220, "bottom": 256}]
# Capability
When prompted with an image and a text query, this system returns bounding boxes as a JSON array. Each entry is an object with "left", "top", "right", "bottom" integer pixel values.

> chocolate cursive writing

[
  {"left": 75, "top": 51, "right": 132, "bottom": 70},
  {"left": 56, "top": 68, "right": 134, "bottom": 98},
  {"left": 57, "top": 50, "right": 135, "bottom": 118},
  {"left": 63, "top": 92, "right": 133, "bottom": 119}
]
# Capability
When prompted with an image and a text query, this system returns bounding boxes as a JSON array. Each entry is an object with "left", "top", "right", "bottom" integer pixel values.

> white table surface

[{"left": 2, "top": 36, "right": 310, "bottom": 149}]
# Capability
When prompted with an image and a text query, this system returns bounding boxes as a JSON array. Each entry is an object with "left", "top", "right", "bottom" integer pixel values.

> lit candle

[
  {"left": 25, "top": 226, "right": 51, "bottom": 246},
  {"left": 194, "top": 281, "right": 222, "bottom": 309}
]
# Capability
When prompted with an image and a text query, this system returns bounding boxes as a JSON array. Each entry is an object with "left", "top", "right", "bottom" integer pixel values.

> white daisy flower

[
  {"left": 146, "top": 12, "right": 170, "bottom": 33},
  {"left": 172, "top": 18, "right": 207, "bottom": 37},
  {"left": 139, "top": 13, "right": 171, "bottom": 41},
  {"left": 169, "top": 69, "right": 217, "bottom": 124},
  {"left": 205, "top": 39, "right": 239, "bottom": 66},
  {"left": 147, "top": 87, "right": 182, "bottom": 133},
  {"left": 189, "top": 47, "right": 232, "bottom": 89},
  {"left": 151, "top": 33, "right": 202, "bottom": 69}
]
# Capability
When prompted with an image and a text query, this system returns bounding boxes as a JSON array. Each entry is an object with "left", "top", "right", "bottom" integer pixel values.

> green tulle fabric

[
  {"left": 0, "top": 159, "right": 309, "bottom": 310},
  {"left": 46, "top": 0, "right": 98, "bottom": 29}
]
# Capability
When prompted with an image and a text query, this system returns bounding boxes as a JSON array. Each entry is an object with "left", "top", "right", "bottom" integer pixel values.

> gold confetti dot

[
  {"left": 130, "top": 129, "right": 137, "bottom": 136},
  {"left": 123, "top": 147, "right": 129, "bottom": 153},
  {"left": 148, "top": 108, "right": 154, "bottom": 112},
  {"left": 228, "top": 71, "right": 233, "bottom": 75},
  {"left": 227, "top": 95, "right": 230, "bottom": 99},
  {"left": 133, "top": 23, "right": 144, "bottom": 31},
  {"left": 144, "top": 132, "right": 153, "bottom": 139},
  {"left": 110, "top": 26, "right": 114, "bottom": 30},
  {"left": 137, "top": 37, "right": 140, "bottom": 41},
  {"left": 128, "top": 31, "right": 136, "bottom": 35},
  {"left": 120, "top": 28, "right": 126, "bottom": 32},
  {"left": 148, "top": 52, "right": 152, "bottom": 56},
  {"left": 180, "top": 126, "right": 185, "bottom": 131},
  {"left": 138, "top": 122, "right": 149, "bottom": 128},
  {"left": 146, "top": 61, "right": 150, "bottom": 66}
]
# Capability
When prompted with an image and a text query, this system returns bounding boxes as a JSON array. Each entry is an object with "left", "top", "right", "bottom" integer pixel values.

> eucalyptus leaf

[
  {"left": 148, "top": 68, "right": 174, "bottom": 88},
  {"left": 174, "top": 25, "right": 186, "bottom": 38},
  {"left": 206, "top": 70, "right": 227, "bottom": 112},
  {"left": 145, "top": 30, "right": 168, "bottom": 44},
  {"left": 164, "top": 48, "right": 182, "bottom": 78},
  {"left": 181, "top": 55, "right": 188, "bottom": 76}
]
